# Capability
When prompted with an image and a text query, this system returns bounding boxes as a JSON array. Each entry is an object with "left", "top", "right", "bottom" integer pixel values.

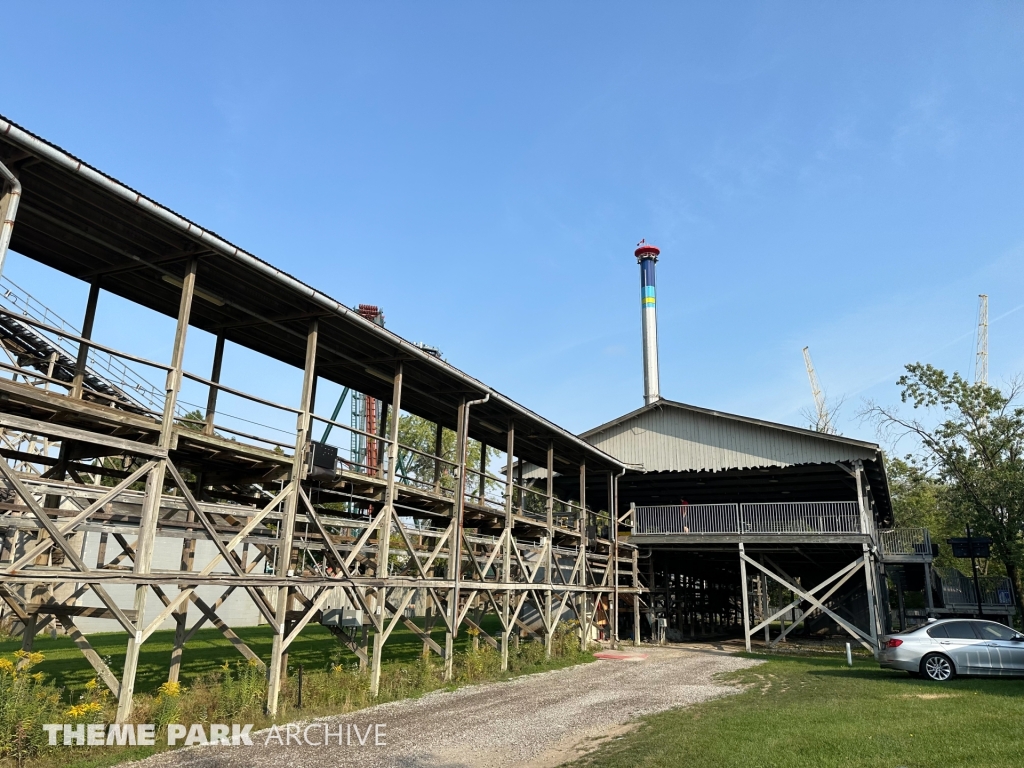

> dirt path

[{"left": 126, "top": 646, "right": 760, "bottom": 768}]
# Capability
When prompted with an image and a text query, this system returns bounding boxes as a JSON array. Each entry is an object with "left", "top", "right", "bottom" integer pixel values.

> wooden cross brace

[{"left": 740, "top": 552, "right": 876, "bottom": 651}]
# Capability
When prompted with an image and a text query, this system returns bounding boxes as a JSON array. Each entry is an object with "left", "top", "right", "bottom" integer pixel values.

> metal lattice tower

[
  {"left": 975, "top": 294, "right": 988, "bottom": 385},
  {"left": 802, "top": 346, "right": 829, "bottom": 433}
]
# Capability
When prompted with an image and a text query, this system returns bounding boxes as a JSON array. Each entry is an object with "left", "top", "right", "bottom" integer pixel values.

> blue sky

[{"left": 3, "top": 2, "right": 1023, "bottom": 446}]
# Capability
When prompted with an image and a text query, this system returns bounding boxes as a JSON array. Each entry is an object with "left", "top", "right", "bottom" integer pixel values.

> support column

[
  {"left": 632, "top": 548, "right": 640, "bottom": 647},
  {"left": 116, "top": 259, "right": 196, "bottom": 723},
  {"left": 70, "top": 282, "right": 100, "bottom": 399},
  {"left": 646, "top": 553, "right": 655, "bottom": 640},
  {"left": 739, "top": 543, "right": 751, "bottom": 652},
  {"left": 609, "top": 471, "right": 620, "bottom": 648},
  {"left": 500, "top": 421, "right": 514, "bottom": 671},
  {"left": 478, "top": 441, "right": 487, "bottom": 504},
  {"left": 168, "top": 500, "right": 197, "bottom": 684},
  {"left": 0, "top": 158, "right": 22, "bottom": 278},
  {"left": 203, "top": 334, "right": 225, "bottom": 436},
  {"left": 578, "top": 462, "right": 588, "bottom": 651},
  {"left": 855, "top": 462, "right": 883, "bottom": 652},
  {"left": 544, "top": 442, "right": 555, "bottom": 657},
  {"left": 924, "top": 562, "right": 935, "bottom": 615},
  {"left": 862, "top": 542, "right": 880, "bottom": 657},
  {"left": 760, "top": 559, "right": 770, "bottom": 644},
  {"left": 432, "top": 422, "right": 444, "bottom": 494},
  {"left": 444, "top": 398, "right": 468, "bottom": 681},
  {"left": 369, "top": 363, "right": 403, "bottom": 697},
  {"left": 266, "top": 320, "right": 318, "bottom": 715}
]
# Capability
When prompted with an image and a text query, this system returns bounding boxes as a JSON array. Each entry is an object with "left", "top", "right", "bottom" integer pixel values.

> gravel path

[{"left": 125, "top": 646, "right": 760, "bottom": 768}]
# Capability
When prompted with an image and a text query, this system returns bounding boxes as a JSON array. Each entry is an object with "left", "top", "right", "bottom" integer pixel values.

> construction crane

[
  {"left": 802, "top": 346, "right": 831, "bottom": 434},
  {"left": 975, "top": 294, "right": 988, "bottom": 385}
]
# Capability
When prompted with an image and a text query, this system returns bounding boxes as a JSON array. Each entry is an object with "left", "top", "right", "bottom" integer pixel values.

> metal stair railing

[{"left": 0, "top": 275, "right": 169, "bottom": 415}]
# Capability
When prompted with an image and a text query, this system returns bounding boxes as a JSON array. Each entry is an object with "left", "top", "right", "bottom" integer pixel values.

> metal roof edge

[
  {"left": 581, "top": 397, "right": 882, "bottom": 454},
  {"left": 0, "top": 114, "right": 624, "bottom": 470}
]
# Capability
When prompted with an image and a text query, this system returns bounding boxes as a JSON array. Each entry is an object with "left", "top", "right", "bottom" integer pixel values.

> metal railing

[
  {"left": 879, "top": 527, "right": 932, "bottom": 557},
  {"left": 633, "top": 501, "right": 863, "bottom": 535},
  {"left": 935, "top": 567, "right": 1015, "bottom": 607},
  {"left": 0, "top": 275, "right": 171, "bottom": 415},
  {"left": 741, "top": 502, "right": 861, "bottom": 534},
  {"left": 633, "top": 504, "right": 740, "bottom": 534}
]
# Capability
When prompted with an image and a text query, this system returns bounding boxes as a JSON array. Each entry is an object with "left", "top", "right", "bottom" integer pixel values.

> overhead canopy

[
  {"left": 581, "top": 399, "right": 893, "bottom": 523},
  {"left": 0, "top": 114, "right": 624, "bottom": 473}
]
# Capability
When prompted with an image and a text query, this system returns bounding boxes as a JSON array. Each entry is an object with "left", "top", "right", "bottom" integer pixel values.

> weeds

[{"left": 0, "top": 621, "right": 594, "bottom": 768}]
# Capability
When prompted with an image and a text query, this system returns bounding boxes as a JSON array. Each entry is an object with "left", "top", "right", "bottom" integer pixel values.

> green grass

[
  {"left": 0, "top": 615, "right": 499, "bottom": 698},
  {"left": 572, "top": 653, "right": 1024, "bottom": 768},
  {"left": 2, "top": 616, "right": 594, "bottom": 768}
]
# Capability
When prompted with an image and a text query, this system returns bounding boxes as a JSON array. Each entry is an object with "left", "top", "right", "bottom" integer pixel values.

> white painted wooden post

[{"left": 739, "top": 543, "right": 751, "bottom": 652}]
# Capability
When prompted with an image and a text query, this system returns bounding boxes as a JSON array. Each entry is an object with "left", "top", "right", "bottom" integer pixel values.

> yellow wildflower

[
  {"left": 84, "top": 678, "right": 98, "bottom": 691},
  {"left": 31, "top": 672, "right": 44, "bottom": 683},
  {"left": 158, "top": 681, "right": 183, "bottom": 697},
  {"left": 66, "top": 702, "right": 102, "bottom": 718},
  {"left": 28, "top": 651, "right": 44, "bottom": 664},
  {"left": 0, "top": 658, "right": 14, "bottom": 673}
]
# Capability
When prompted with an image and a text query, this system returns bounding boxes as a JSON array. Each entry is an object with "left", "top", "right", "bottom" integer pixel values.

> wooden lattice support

[
  {"left": 0, "top": 272, "right": 640, "bottom": 724},
  {"left": 267, "top": 319, "right": 318, "bottom": 714},
  {"left": 738, "top": 549, "right": 878, "bottom": 653}
]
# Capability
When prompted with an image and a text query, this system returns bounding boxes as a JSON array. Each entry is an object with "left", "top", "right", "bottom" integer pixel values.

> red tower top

[{"left": 634, "top": 239, "right": 660, "bottom": 260}]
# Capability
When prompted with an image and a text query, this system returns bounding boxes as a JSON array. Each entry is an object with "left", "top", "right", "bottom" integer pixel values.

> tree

[
  {"left": 800, "top": 395, "right": 845, "bottom": 435},
  {"left": 176, "top": 408, "right": 206, "bottom": 432},
  {"left": 394, "top": 413, "right": 496, "bottom": 498},
  {"left": 885, "top": 455, "right": 958, "bottom": 569},
  {"left": 866, "top": 363, "right": 1024, "bottom": 598}
]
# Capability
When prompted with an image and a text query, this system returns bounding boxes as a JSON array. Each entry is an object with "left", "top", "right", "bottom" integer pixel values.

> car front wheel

[{"left": 921, "top": 653, "right": 954, "bottom": 682}]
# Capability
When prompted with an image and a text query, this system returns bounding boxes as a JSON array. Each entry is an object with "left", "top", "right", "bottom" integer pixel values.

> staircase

[{"left": 0, "top": 275, "right": 165, "bottom": 415}]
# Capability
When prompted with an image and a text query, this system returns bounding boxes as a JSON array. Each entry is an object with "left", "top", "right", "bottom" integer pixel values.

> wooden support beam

[
  {"left": 0, "top": 413, "right": 166, "bottom": 458},
  {"left": 57, "top": 614, "right": 122, "bottom": 697},
  {"left": 739, "top": 543, "right": 751, "bottom": 652},
  {"left": 116, "top": 256, "right": 196, "bottom": 724},
  {"left": 203, "top": 334, "right": 225, "bottom": 436},
  {"left": 70, "top": 282, "right": 99, "bottom": 399},
  {"left": 369, "top": 361, "right": 403, "bottom": 697},
  {"left": 544, "top": 441, "right": 554, "bottom": 658},
  {"left": 0, "top": 462, "right": 137, "bottom": 633},
  {"left": 267, "top": 319, "right": 318, "bottom": 716},
  {"left": 445, "top": 397, "right": 468, "bottom": 682}
]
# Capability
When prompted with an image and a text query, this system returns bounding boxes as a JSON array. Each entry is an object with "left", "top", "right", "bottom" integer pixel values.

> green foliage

[
  {"left": 175, "top": 409, "right": 206, "bottom": 433},
  {"left": 395, "top": 413, "right": 498, "bottom": 499},
  {"left": 0, "top": 652, "right": 74, "bottom": 762},
  {"left": 868, "top": 363, "right": 1024, "bottom": 596},
  {"left": 0, "top": 620, "right": 594, "bottom": 768},
  {"left": 886, "top": 456, "right": 959, "bottom": 569}
]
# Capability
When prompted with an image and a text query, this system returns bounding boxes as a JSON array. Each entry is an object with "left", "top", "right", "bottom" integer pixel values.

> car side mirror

[{"left": 1013, "top": 635, "right": 1024, "bottom": 642}]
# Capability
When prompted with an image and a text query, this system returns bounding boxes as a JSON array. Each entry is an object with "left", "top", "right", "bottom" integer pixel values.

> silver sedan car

[{"left": 879, "top": 619, "right": 1024, "bottom": 681}]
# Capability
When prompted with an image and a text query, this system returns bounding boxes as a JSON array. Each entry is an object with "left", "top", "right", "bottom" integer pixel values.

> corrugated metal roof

[
  {"left": 0, "top": 113, "right": 624, "bottom": 472},
  {"left": 582, "top": 399, "right": 880, "bottom": 472}
]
